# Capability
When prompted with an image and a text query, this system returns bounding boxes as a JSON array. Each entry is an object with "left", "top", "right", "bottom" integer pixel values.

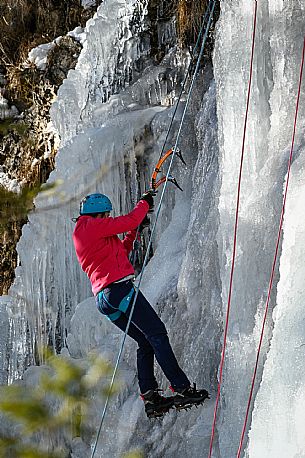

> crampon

[
  {"left": 146, "top": 402, "right": 174, "bottom": 419},
  {"left": 141, "top": 389, "right": 174, "bottom": 419},
  {"left": 171, "top": 383, "right": 210, "bottom": 411}
]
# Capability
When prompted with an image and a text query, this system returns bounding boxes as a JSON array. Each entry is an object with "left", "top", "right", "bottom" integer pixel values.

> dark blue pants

[{"left": 96, "top": 280, "right": 190, "bottom": 393}]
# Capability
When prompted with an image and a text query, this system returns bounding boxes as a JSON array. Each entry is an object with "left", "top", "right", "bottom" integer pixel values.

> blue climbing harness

[{"left": 97, "top": 286, "right": 135, "bottom": 322}]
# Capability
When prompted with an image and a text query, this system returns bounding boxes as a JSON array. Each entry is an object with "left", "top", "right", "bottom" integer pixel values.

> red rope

[
  {"left": 208, "top": 2, "right": 258, "bottom": 457},
  {"left": 236, "top": 34, "right": 305, "bottom": 458}
]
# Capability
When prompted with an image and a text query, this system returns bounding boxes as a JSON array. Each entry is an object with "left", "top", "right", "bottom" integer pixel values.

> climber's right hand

[{"left": 140, "top": 190, "right": 156, "bottom": 212}]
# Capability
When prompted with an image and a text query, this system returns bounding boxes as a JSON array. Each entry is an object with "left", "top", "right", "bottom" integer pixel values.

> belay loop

[{"left": 150, "top": 147, "right": 186, "bottom": 192}]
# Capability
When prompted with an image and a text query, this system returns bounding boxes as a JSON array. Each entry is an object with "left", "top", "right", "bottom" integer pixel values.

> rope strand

[{"left": 157, "top": 0, "right": 213, "bottom": 162}]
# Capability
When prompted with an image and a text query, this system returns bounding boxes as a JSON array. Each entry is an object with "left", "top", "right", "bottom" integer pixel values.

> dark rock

[{"left": 46, "top": 36, "right": 82, "bottom": 86}]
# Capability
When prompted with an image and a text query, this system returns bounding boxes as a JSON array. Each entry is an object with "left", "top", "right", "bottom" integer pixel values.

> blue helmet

[{"left": 80, "top": 193, "right": 113, "bottom": 215}]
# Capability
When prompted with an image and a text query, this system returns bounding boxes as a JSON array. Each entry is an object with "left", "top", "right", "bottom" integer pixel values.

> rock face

[
  {"left": 46, "top": 36, "right": 83, "bottom": 86},
  {"left": 0, "top": 223, "right": 23, "bottom": 294},
  {"left": 0, "top": 18, "right": 88, "bottom": 295}
]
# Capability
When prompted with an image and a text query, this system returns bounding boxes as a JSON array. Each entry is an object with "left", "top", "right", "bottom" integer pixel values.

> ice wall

[
  {"left": 247, "top": 2, "right": 305, "bottom": 457},
  {"left": 0, "top": 297, "right": 9, "bottom": 385},
  {"left": 51, "top": 0, "right": 149, "bottom": 144},
  {"left": 214, "top": 1, "right": 305, "bottom": 457},
  {"left": 247, "top": 146, "right": 305, "bottom": 458}
]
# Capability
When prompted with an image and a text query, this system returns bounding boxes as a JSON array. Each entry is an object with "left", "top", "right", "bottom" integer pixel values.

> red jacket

[{"left": 73, "top": 200, "right": 149, "bottom": 295}]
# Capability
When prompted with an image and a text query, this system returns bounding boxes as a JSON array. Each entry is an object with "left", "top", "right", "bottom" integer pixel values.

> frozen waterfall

[
  {"left": 1, "top": 0, "right": 305, "bottom": 457},
  {"left": 214, "top": 1, "right": 305, "bottom": 457}
]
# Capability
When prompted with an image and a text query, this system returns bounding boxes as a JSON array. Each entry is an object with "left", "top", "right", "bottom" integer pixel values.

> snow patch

[
  {"left": 0, "top": 172, "right": 22, "bottom": 193},
  {"left": 68, "top": 27, "right": 87, "bottom": 45},
  {"left": 28, "top": 42, "right": 56, "bottom": 70}
]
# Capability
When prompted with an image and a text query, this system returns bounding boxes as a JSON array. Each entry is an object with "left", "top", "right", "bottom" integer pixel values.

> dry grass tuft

[{"left": 176, "top": 0, "right": 209, "bottom": 45}]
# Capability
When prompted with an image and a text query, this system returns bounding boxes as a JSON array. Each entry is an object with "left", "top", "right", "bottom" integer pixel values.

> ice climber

[{"left": 72, "top": 192, "right": 209, "bottom": 418}]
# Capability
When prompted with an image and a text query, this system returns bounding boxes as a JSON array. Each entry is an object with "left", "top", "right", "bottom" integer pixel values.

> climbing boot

[
  {"left": 141, "top": 389, "right": 174, "bottom": 418},
  {"left": 170, "top": 383, "right": 210, "bottom": 411}
]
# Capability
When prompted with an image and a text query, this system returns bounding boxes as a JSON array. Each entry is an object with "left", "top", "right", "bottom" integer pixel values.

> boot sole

[
  {"left": 146, "top": 401, "right": 174, "bottom": 419},
  {"left": 174, "top": 394, "right": 210, "bottom": 411}
]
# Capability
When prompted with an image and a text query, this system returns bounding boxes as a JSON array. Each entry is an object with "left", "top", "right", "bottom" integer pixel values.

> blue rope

[
  {"left": 91, "top": 1, "right": 217, "bottom": 456},
  {"left": 157, "top": 0, "right": 214, "bottom": 162}
]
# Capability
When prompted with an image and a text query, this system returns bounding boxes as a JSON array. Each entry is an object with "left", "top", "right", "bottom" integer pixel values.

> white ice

[
  {"left": 0, "top": 93, "right": 18, "bottom": 120},
  {"left": 28, "top": 42, "right": 56, "bottom": 70},
  {"left": 0, "top": 172, "right": 22, "bottom": 193}
]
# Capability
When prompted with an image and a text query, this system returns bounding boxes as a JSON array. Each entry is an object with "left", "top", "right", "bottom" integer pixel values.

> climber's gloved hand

[
  {"left": 139, "top": 215, "right": 150, "bottom": 232},
  {"left": 140, "top": 189, "right": 156, "bottom": 212}
]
